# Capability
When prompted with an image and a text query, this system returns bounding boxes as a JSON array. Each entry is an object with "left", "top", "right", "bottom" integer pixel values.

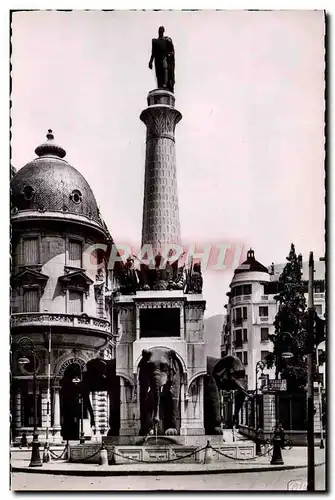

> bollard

[
  {"left": 203, "top": 440, "right": 213, "bottom": 464},
  {"left": 63, "top": 440, "right": 70, "bottom": 462},
  {"left": 99, "top": 443, "right": 108, "bottom": 466},
  {"left": 271, "top": 428, "right": 284, "bottom": 465},
  {"left": 42, "top": 443, "right": 50, "bottom": 463},
  {"left": 255, "top": 429, "right": 262, "bottom": 456}
]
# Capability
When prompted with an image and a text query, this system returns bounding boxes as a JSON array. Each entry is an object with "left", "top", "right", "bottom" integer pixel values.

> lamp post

[
  {"left": 271, "top": 336, "right": 293, "bottom": 466},
  {"left": 307, "top": 251, "right": 315, "bottom": 491},
  {"left": 43, "top": 311, "right": 52, "bottom": 462},
  {"left": 315, "top": 345, "right": 324, "bottom": 449},
  {"left": 255, "top": 360, "right": 265, "bottom": 456},
  {"left": 17, "top": 337, "right": 42, "bottom": 467},
  {"left": 72, "top": 361, "right": 85, "bottom": 444}
]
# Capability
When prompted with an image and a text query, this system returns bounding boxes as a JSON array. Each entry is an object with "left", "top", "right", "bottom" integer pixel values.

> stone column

[
  {"left": 140, "top": 89, "right": 182, "bottom": 253},
  {"left": 119, "top": 378, "right": 136, "bottom": 436},
  {"left": 52, "top": 386, "right": 62, "bottom": 443},
  {"left": 98, "top": 391, "right": 108, "bottom": 436},
  {"left": 91, "top": 392, "right": 101, "bottom": 440},
  {"left": 262, "top": 392, "right": 276, "bottom": 435},
  {"left": 313, "top": 389, "right": 321, "bottom": 434},
  {"left": 179, "top": 378, "right": 187, "bottom": 435},
  {"left": 41, "top": 388, "right": 51, "bottom": 427},
  {"left": 14, "top": 389, "right": 22, "bottom": 430}
]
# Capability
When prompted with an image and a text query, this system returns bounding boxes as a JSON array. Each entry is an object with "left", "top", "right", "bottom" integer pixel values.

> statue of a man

[{"left": 148, "top": 26, "right": 175, "bottom": 93}]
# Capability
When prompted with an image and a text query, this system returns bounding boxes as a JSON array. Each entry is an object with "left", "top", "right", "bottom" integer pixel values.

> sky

[{"left": 11, "top": 10, "right": 325, "bottom": 317}]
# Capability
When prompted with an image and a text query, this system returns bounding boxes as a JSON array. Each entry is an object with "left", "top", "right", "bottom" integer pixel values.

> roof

[
  {"left": 11, "top": 130, "right": 104, "bottom": 228},
  {"left": 234, "top": 248, "right": 269, "bottom": 275},
  {"left": 269, "top": 259, "right": 325, "bottom": 282}
]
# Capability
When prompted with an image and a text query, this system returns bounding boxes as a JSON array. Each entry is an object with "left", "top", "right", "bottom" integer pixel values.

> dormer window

[
  {"left": 22, "top": 185, "right": 35, "bottom": 201},
  {"left": 70, "top": 189, "right": 82, "bottom": 204}
]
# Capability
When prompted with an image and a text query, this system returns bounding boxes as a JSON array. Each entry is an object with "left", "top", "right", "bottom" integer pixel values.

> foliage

[
  {"left": 265, "top": 243, "right": 308, "bottom": 392},
  {"left": 266, "top": 244, "right": 326, "bottom": 392}
]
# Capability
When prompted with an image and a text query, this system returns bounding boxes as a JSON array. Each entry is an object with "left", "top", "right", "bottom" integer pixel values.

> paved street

[{"left": 11, "top": 464, "right": 325, "bottom": 491}]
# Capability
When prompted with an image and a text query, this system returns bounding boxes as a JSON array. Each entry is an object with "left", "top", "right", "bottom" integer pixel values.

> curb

[{"left": 11, "top": 461, "right": 325, "bottom": 477}]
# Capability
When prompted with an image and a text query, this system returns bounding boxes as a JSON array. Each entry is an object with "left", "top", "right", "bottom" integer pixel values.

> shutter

[
  {"left": 23, "top": 289, "right": 39, "bottom": 312},
  {"left": 69, "top": 290, "right": 83, "bottom": 314},
  {"left": 23, "top": 238, "right": 39, "bottom": 265},
  {"left": 69, "top": 240, "right": 82, "bottom": 267}
]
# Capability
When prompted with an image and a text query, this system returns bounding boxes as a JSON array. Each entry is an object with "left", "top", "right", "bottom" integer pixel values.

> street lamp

[
  {"left": 271, "top": 332, "right": 293, "bottom": 465},
  {"left": 255, "top": 360, "right": 266, "bottom": 456},
  {"left": 72, "top": 367, "right": 85, "bottom": 444},
  {"left": 17, "top": 337, "right": 42, "bottom": 467}
]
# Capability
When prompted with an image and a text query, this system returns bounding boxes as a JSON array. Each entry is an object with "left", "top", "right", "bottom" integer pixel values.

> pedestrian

[
  {"left": 278, "top": 422, "right": 285, "bottom": 449},
  {"left": 19, "top": 432, "right": 28, "bottom": 449}
]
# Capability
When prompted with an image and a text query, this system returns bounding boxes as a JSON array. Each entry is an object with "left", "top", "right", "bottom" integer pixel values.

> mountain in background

[{"left": 203, "top": 314, "right": 226, "bottom": 358}]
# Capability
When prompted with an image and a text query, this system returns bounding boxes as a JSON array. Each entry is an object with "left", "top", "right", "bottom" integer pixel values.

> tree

[{"left": 265, "top": 243, "right": 309, "bottom": 392}]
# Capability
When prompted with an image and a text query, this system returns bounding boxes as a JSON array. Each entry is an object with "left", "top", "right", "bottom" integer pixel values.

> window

[
  {"left": 70, "top": 189, "right": 82, "bottom": 204},
  {"left": 315, "top": 305, "right": 323, "bottom": 316},
  {"left": 23, "top": 289, "right": 39, "bottom": 312},
  {"left": 22, "top": 185, "right": 35, "bottom": 201},
  {"left": 23, "top": 237, "right": 39, "bottom": 265},
  {"left": 243, "top": 307, "right": 247, "bottom": 320},
  {"left": 259, "top": 306, "right": 268, "bottom": 317},
  {"left": 234, "top": 329, "right": 242, "bottom": 348},
  {"left": 69, "top": 240, "right": 82, "bottom": 268},
  {"left": 243, "top": 351, "right": 248, "bottom": 365},
  {"left": 314, "top": 282, "right": 324, "bottom": 293},
  {"left": 232, "top": 284, "right": 252, "bottom": 297},
  {"left": 243, "top": 329, "right": 248, "bottom": 342},
  {"left": 140, "top": 308, "right": 180, "bottom": 338},
  {"left": 236, "top": 351, "right": 243, "bottom": 362},
  {"left": 23, "top": 393, "right": 41, "bottom": 427},
  {"left": 261, "top": 350, "right": 269, "bottom": 362},
  {"left": 68, "top": 290, "right": 83, "bottom": 314},
  {"left": 261, "top": 328, "right": 269, "bottom": 342}
]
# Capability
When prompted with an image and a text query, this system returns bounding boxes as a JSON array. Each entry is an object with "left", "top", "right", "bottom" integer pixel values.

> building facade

[
  {"left": 221, "top": 249, "right": 325, "bottom": 391},
  {"left": 10, "top": 131, "right": 115, "bottom": 444}
]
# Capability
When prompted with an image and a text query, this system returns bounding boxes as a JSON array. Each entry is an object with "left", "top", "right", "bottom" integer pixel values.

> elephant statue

[
  {"left": 83, "top": 357, "right": 120, "bottom": 436},
  {"left": 204, "top": 355, "right": 247, "bottom": 434},
  {"left": 138, "top": 348, "right": 181, "bottom": 436}
]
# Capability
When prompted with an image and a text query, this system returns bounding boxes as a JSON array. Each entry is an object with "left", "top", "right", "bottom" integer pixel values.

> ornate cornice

[
  {"left": 58, "top": 269, "right": 93, "bottom": 296},
  {"left": 12, "top": 267, "right": 49, "bottom": 292},
  {"left": 136, "top": 300, "right": 184, "bottom": 309}
]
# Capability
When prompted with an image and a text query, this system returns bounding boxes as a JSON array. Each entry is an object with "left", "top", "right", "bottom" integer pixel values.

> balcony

[
  {"left": 10, "top": 312, "right": 111, "bottom": 333},
  {"left": 231, "top": 296, "right": 242, "bottom": 305},
  {"left": 261, "top": 295, "right": 269, "bottom": 301},
  {"left": 231, "top": 295, "right": 251, "bottom": 305},
  {"left": 259, "top": 316, "right": 269, "bottom": 323},
  {"left": 314, "top": 293, "right": 325, "bottom": 300}
]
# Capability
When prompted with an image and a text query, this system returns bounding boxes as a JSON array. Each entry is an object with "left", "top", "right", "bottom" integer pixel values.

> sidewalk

[{"left": 11, "top": 447, "right": 326, "bottom": 476}]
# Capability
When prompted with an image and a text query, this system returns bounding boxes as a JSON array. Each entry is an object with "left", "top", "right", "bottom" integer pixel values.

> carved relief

[{"left": 137, "top": 301, "right": 183, "bottom": 309}]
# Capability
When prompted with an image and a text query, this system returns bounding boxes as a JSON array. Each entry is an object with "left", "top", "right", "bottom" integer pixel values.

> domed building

[
  {"left": 10, "top": 130, "right": 115, "bottom": 444},
  {"left": 221, "top": 248, "right": 274, "bottom": 390}
]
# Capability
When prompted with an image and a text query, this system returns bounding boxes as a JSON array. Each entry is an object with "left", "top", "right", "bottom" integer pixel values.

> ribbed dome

[
  {"left": 11, "top": 130, "right": 101, "bottom": 225},
  {"left": 234, "top": 248, "right": 269, "bottom": 275}
]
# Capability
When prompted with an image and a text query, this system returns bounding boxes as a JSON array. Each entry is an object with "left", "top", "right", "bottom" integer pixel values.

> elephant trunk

[{"left": 152, "top": 370, "right": 164, "bottom": 428}]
